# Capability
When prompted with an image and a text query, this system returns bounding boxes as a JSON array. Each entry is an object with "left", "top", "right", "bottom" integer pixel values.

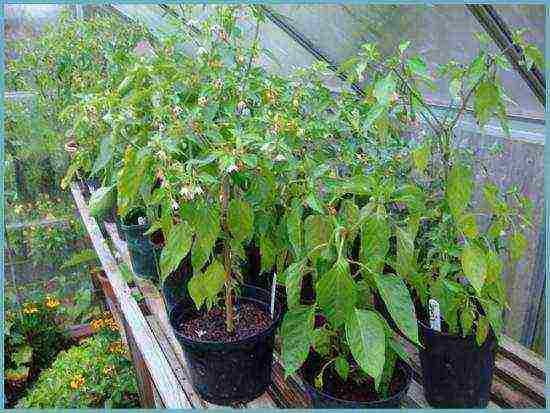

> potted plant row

[{"left": 51, "top": 5, "right": 541, "bottom": 408}]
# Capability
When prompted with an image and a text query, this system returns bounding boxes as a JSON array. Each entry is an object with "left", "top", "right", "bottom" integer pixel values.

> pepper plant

[{"left": 335, "top": 29, "right": 540, "bottom": 346}]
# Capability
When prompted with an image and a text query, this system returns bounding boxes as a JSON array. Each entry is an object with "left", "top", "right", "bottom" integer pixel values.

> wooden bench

[{"left": 71, "top": 182, "right": 545, "bottom": 409}]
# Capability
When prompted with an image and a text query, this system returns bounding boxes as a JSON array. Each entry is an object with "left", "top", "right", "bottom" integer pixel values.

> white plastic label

[
  {"left": 429, "top": 298, "right": 441, "bottom": 332},
  {"left": 270, "top": 273, "right": 277, "bottom": 319}
]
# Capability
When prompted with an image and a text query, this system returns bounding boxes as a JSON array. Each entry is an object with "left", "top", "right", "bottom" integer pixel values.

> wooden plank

[
  {"left": 494, "top": 355, "right": 545, "bottom": 406},
  {"left": 498, "top": 335, "right": 545, "bottom": 380},
  {"left": 70, "top": 182, "right": 190, "bottom": 409},
  {"left": 146, "top": 315, "right": 201, "bottom": 408}
]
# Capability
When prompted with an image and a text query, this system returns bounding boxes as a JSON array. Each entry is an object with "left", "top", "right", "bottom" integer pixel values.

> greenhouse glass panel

[{"left": 269, "top": 4, "right": 544, "bottom": 119}]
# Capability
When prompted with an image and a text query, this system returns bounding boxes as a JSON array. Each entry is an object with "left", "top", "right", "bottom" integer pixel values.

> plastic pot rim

[
  {"left": 302, "top": 357, "right": 413, "bottom": 406},
  {"left": 418, "top": 319, "right": 498, "bottom": 347},
  {"left": 169, "top": 284, "right": 283, "bottom": 349}
]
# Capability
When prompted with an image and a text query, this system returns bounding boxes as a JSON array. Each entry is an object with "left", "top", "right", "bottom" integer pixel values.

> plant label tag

[
  {"left": 429, "top": 299, "right": 441, "bottom": 332},
  {"left": 270, "top": 273, "right": 277, "bottom": 319}
]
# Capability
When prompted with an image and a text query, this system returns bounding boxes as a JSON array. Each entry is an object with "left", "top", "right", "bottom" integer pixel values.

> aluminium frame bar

[{"left": 467, "top": 4, "right": 545, "bottom": 108}]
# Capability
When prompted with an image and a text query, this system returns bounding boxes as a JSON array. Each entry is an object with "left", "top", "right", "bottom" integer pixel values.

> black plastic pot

[
  {"left": 120, "top": 215, "right": 159, "bottom": 283},
  {"left": 301, "top": 351, "right": 413, "bottom": 408},
  {"left": 418, "top": 320, "right": 497, "bottom": 408},
  {"left": 169, "top": 284, "right": 283, "bottom": 405}
]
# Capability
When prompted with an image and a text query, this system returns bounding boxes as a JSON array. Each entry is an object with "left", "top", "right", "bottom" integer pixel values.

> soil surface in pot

[
  {"left": 319, "top": 364, "right": 406, "bottom": 403},
  {"left": 178, "top": 303, "right": 271, "bottom": 342}
]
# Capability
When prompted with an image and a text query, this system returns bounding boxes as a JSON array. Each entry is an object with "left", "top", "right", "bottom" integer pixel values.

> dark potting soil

[
  {"left": 179, "top": 303, "right": 271, "bottom": 342},
  {"left": 320, "top": 363, "right": 406, "bottom": 403}
]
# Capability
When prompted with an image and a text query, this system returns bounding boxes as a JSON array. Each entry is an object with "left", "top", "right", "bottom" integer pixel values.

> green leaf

[
  {"left": 187, "top": 260, "right": 225, "bottom": 310},
  {"left": 345, "top": 309, "right": 385, "bottom": 388},
  {"left": 339, "top": 199, "right": 360, "bottom": 242},
  {"left": 394, "top": 225, "right": 417, "bottom": 279},
  {"left": 363, "top": 104, "right": 385, "bottom": 132},
  {"left": 411, "top": 145, "right": 429, "bottom": 173},
  {"left": 227, "top": 199, "right": 254, "bottom": 242},
  {"left": 160, "top": 221, "right": 193, "bottom": 283},
  {"left": 509, "top": 232, "right": 527, "bottom": 262},
  {"left": 305, "top": 192, "right": 324, "bottom": 214},
  {"left": 374, "top": 74, "right": 396, "bottom": 106},
  {"left": 89, "top": 185, "right": 115, "bottom": 220},
  {"left": 486, "top": 250, "right": 504, "bottom": 284},
  {"left": 407, "top": 55, "right": 429, "bottom": 78},
  {"left": 360, "top": 211, "right": 390, "bottom": 274},
  {"left": 191, "top": 207, "right": 220, "bottom": 271},
  {"left": 457, "top": 213, "right": 478, "bottom": 238},
  {"left": 481, "top": 300, "right": 503, "bottom": 338},
  {"left": 13, "top": 345, "right": 33, "bottom": 365},
  {"left": 281, "top": 305, "right": 315, "bottom": 377},
  {"left": 304, "top": 215, "right": 333, "bottom": 263},
  {"left": 460, "top": 307, "right": 475, "bottom": 337},
  {"left": 287, "top": 199, "right": 303, "bottom": 258},
  {"left": 284, "top": 261, "right": 305, "bottom": 310},
  {"left": 334, "top": 356, "right": 350, "bottom": 382},
  {"left": 312, "top": 327, "right": 331, "bottom": 356},
  {"left": 374, "top": 274, "right": 419, "bottom": 345},
  {"left": 317, "top": 258, "right": 357, "bottom": 327},
  {"left": 460, "top": 245, "right": 488, "bottom": 295},
  {"left": 260, "top": 234, "right": 276, "bottom": 273},
  {"left": 476, "top": 316, "right": 489, "bottom": 346},
  {"left": 473, "top": 80, "right": 499, "bottom": 127},
  {"left": 446, "top": 162, "right": 473, "bottom": 220},
  {"left": 91, "top": 133, "right": 114, "bottom": 176}
]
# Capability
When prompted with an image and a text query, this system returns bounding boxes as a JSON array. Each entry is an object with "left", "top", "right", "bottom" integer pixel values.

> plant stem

[{"left": 220, "top": 174, "right": 235, "bottom": 334}]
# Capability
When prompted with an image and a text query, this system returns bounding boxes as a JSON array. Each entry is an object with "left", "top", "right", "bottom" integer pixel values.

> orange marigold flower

[
  {"left": 70, "top": 374, "right": 85, "bottom": 389},
  {"left": 90, "top": 319, "right": 104, "bottom": 332}
]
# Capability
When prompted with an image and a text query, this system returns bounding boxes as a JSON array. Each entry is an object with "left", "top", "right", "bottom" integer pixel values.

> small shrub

[
  {"left": 5, "top": 294, "right": 70, "bottom": 406},
  {"left": 18, "top": 314, "right": 140, "bottom": 408}
]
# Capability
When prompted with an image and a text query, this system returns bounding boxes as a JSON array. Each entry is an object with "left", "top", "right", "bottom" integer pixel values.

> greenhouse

[{"left": 4, "top": 3, "right": 545, "bottom": 409}]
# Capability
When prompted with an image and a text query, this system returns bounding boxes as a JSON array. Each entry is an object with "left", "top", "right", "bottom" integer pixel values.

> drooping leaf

[
  {"left": 374, "top": 74, "right": 397, "bottom": 106},
  {"left": 284, "top": 261, "right": 305, "bottom": 310},
  {"left": 187, "top": 260, "right": 225, "bottom": 310},
  {"left": 446, "top": 162, "right": 474, "bottom": 220},
  {"left": 374, "top": 273, "right": 419, "bottom": 345},
  {"left": 508, "top": 232, "right": 528, "bottom": 262},
  {"left": 339, "top": 199, "right": 360, "bottom": 242},
  {"left": 394, "top": 225, "right": 417, "bottom": 279},
  {"left": 411, "top": 145, "right": 429, "bottom": 173},
  {"left": 287, "top": 199, "right": 303, "bottom": 258},
  {"left": 360, "top": 211, "right": 390, "bottom": 274},
  {"left": 317, "top": 258, "right": 357, "bottom": 327},
  {"left": 160, "top": 221, "right": 193, "bottom": 283},
  {"left": 457, "top": 213, "right": 478, "bottom": 238},
  {"left": 281, "top": 305, "right": 315, "bottom": 377},
  {"left": 89, "top": 186, "right": 116, "bottom": 220},
  {"left": 334, "top": 356, "right": 350, "bottom": 382},
  {"left": 91, "top": 133, "right": 114, "bottom": 175},
  {"left": 460, "top": 245, "right": 487, "bottom": 295},
  {"left": 476, "top": 315, "right": 489, "bottom": 346},
  {"left": 312, "top": 327, "right": 331, "bottom": 356},
  {"left": 260, "top": 234, "right": 276, "bottom": 273},
  {"left": 227, "top": 198, "right": 254, "bottom": 242},
  {"left": 345, "top": 308, "right": 386, "bottom": 388},
  {"left": 304, "top": 214, "right": 333, "bottom": 263}
]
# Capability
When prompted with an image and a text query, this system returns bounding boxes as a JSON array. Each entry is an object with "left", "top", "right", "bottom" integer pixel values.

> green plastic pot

[{"left": 120, "top": 216, "right": 160, "bottom": 283}]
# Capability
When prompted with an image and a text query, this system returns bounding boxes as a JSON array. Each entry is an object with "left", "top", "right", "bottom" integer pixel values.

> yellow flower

[
  {"left": 45, "top": 296, "right": 60, "bottom": 310},
  {"left": 23, "top": 304, "right": 39, "bottom": 315},
  {"left": 90, "top": 319, "right": 104, "bottom": 332},
  {"left": 70, "top": 374, "right": 85, "bottom": 389},
  {"left": 103, "top": 317, "right": 119, "bottom": 332},
  {"left": 103, "top": 365, "right": 115, "bottom": 375}
]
